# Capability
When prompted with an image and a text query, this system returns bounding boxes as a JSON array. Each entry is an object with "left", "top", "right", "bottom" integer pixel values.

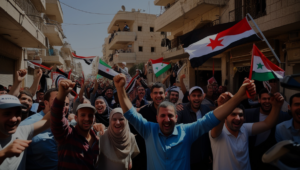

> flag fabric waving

[
  {"left": 72, "top": 53, "right": 96, "bottom": 65},
  {"left": 27, "top": 61, "right": 52, "bottom": 71},
  {"left": 98, "top": 59, "right": 119, "bottom": 80},
  {"left": 150, "top": 57, "right": 171, "bottom": 77},
  {"left": 185, "top": 17, "right": 261, "bottom": 68},
  {"left": 249, "top": 44, "right": 284, "bottom": 81}
]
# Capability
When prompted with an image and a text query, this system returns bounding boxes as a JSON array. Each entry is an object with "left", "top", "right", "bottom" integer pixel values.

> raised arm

[
  {"left": 32, "top": 110, "right": 51, "bottom": 136},
  {"left": 79, "top": 81, "right": 89, "bottom": 103},
  {"left": 179, "top": 74, "right": 187, "bottom": 95},
  {"left": 210, "top": 92, "right": 233, "bottom": 138},
  {"left": 51, "top": 79, "right": 76, "bottom": 144},
  {"left": 114, "top": 73, "right": 150, "bottom": 138},
  {"left": 28, "top": 68, "right": 42, "bottom": 96},
  {"left": 162, "top": 74, "right": 170, "bottom": 85},
  {"left": 9, "top": 69, "right": 27, "bottom": 96},
  {"left": 251, "top": 92, "right": 284, "bottom": 135}
]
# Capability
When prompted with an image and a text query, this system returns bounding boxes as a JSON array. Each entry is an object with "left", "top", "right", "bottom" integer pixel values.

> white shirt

[
  {"left": 209, "top": 123, "right": 254, "bottom": 170},
  {"left": 255, "top": 113, "right": 271, "bottom": 146}
]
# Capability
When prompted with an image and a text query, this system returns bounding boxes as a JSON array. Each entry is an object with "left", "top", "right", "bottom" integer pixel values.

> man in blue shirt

[
  {"left": 276, "top": 93, "right": 300, "bottom": 143},
  {"left": 20, "top": 88, "right": 62, "bottom": 170},
  {"left": 113, "top": 73, "right": 256, "bottom": 170}
]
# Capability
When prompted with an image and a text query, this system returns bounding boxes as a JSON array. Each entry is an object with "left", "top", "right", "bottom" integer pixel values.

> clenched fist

[
  {"left": 16, "top": 69, "right": 27, "bottom": 82},
  {"left": 57, "top": 79, "right": 76, "bottom": 102},
  {"left": 217, "top": 92, "right": 233, "bottom": 107},
  {"left": 113, "top": 74, "right": 126, "bottom": 89},
  {"left": 1, "top": 139, "right": 31, "bottom": 158},
  {"left": 270, "top": 92, "right": 284, "bottom": 108}
]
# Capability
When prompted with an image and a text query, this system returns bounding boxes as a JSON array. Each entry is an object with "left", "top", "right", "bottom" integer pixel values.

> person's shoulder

[
  {"left": 277, "top": 119, "right": 292, "bottom": 130},
  {"left": 20, "top": 112, "right": 43, "bottom": 125}
]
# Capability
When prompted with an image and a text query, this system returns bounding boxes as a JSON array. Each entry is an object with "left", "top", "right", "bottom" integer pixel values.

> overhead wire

[
  {"left": 60, "top": 2, "right": 115, "bottom": 15},
  {"left": 62, "top": 22, "right": 111, "bottom": 25}
]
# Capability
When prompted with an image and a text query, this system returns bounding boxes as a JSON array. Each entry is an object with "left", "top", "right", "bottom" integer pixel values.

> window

[
  {"left": 151, "top": 47, "right": 155, "bottom": 52},
  {"left": 139, "top": 46, "right": 143, "bottom": 52},
  {"left": 161, "top": 32, "right": 165, "bottom": 35},
  {"left": 138, "top": 26, "right": 142, "bottom": 31},
  {"left": 150, "top": 27, "right": 154, "bottom": 32}
]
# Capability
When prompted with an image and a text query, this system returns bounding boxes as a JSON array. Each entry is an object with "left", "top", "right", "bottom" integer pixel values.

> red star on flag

[
  {"left": 106, "top": 68, "right": 109, "bottom": 72},
  {"left": 207, "top": 38, "right": 224, "bottom": 50}
]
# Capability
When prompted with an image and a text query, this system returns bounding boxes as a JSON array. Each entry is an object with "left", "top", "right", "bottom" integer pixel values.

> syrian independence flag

[
  {"left": 72, "top": 53, "right": 96, "bottom": 65},
  {"left": 98, "top": 59, "right": 118, "bottom": 80},
  {"left": 249, "top": 44, "right": 284, "bottom": 81},
  {"left": 185, "top": 17, "right": 261, "bottom": 68},
  {"left": 150, "top": 57, "right": 171, "bottom": 77}
]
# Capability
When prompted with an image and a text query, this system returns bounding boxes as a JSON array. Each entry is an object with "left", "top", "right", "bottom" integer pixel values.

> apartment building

[
  {"left": 102, "top": 9, "right": 167, "bottom": 75},
  {"left": 153, "top": 0, "right": 300, "bottom": 101}
]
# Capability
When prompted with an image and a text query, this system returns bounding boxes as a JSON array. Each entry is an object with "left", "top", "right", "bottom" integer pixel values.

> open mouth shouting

[
  {"left": 232, "top": 120, "right": 242, "bottom": 129},
  {"left": 6, "top": 122, "right": 18, "bottom": 132},
  {"left": 96, "top": 106, "right": 104, "bottom": 114},
  {"left": 155, "top": 97, "right": 163, "bottom": 104}
]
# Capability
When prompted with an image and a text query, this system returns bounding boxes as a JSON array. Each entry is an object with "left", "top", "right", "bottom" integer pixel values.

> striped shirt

[{"left": 51, "top": 98, "right": 99, "bottom": 170}]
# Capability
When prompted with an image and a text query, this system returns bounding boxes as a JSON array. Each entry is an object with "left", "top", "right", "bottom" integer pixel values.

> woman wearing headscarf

[
  {"left": 94, "top": 96, "right": 112, "bottom": 127},
  {"left": 97, "top": 108, "right": 139, "bottom": 170}
]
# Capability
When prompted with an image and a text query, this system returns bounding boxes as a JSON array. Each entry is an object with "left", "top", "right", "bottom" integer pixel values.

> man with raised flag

[
  {"left": 185, "top": 17, "right": 261, "bottom": 68},
  {"left": 150, "top": 57, "right": 171, "bottom": 77}
]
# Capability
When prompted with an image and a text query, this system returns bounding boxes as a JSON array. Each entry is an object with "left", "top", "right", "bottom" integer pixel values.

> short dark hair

[
  {"left": 289, "top": 93, "right": 300, "bottom": 105},
  {"left": 236, "top": 104, "right": 245, "bottom": 114},
  {"left": 8, "top": 85, "right": 12, "bottom": 87},
  {"left": 44, "top": 88, "right": 58, "bottom": 101},
  {"left": 157, "top": 101, "right": 177, "bottom": 115},
  {"left": 258, "top": 88, "right": 269, "bottom": 98},
  {"left": 151, "top": 83, "right": 165, "bottom": 93},
  {"left": 18, "top": 90, "right": 33, "bottom": 101}
]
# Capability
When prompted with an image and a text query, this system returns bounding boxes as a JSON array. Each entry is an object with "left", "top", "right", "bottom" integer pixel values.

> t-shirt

[
  {"left": 0, "top": 125, "right": 34, "bottom": 170},
  {"left": 255, "top": 113, "right": 271, "bottom": 146},
  {"left": 209, "top": 123, "right": 253, "bottom": 170}
]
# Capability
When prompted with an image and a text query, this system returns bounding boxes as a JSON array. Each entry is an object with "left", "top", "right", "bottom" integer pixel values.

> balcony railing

[
  {"left": 13, "top": 0, "right": 43, "bottom": 30},
  {"left": 44, "top": 16, "right": 66, "bottom": 38},
  {"left": 229, "top": 3, "right": 266, "bottom": 22}
]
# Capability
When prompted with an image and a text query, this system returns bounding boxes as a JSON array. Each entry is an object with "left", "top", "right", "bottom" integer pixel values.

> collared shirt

[
  {"left": 209, "top": 123, "right": 254, "bottom": 170},
  {"left": 275, "top": 119, "right": 300, "bottom": 143},
  {"left": 51, "top": 98, "right": 99, "bottom": 170},
  {"left": 124, "top": 106, "right": 220, "bottom": 170},
  {"left": 20, "top": 110, "right": 57, "bottom": 170}
]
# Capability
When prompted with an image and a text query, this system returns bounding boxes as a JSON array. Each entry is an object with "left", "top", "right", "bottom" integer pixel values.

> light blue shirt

[
  {"left": 275, "top": 119, "right": 300, "bottom": 143},
  {"left": 124, "top": 106, "right": 220, "bottom": 170},
  {"left": 20, "top": 110, "right": 57, "bottom": 170}
]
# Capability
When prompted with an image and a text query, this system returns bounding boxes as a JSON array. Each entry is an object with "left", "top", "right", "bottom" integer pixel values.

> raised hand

[
  {"left": 217, "top": 92, "right": 233, "bottom": 107},
  {"left": 113, "top": 74, "right": 126, "bottom": 89},
  {"left": 57, "top": 79, "right": 76, "bottom": 102},
  {"left": 16, "top": 69, "right": 27, "bottom": 82},
  {"left": 237, "top": 78, "right": 256, "bottom": 100},
  {"left": 93, "top": 123, "right": 106, "bottom": 135},
  {"left": 270, "top": 92, "right": 284, "bottom": 108},
  {"left": 34, "top": 68, "right": 42, "bottom": 80},
  {"left": 180, "top": 74, "right": 186, "bottom": 79},
  {"left": 2, "top": 139, "right": 31, "bottom": 158}
]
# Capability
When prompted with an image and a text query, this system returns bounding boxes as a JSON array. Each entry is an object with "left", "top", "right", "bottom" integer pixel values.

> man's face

[
  {"left": 0, "top": 90, "right": 7, "bottom": 96},
  {"left": 225, "top": 108, "right": 244, "bottom": 132},
  {"left": 105, "top": 89, "right": 113, "bottom": 99},
  {"left": 289, "top": 97, "right": 300, "bottom": 125},
  {"left": 188, "top": 90, "right": 203, "bottom": 110},
  {"left": 0, "top": 107, "right": 21, "bottom": 138},
  {"left": 169, "top": 91, "right": 179, "bottom": 104},
  {"left": 259, "top": 93, "right": 271, "bottom": 114},
  {"left": 8, "top": 86, "right": 12, "bottom": 90},
  {"left": 63, "top": 97, "right": 70, "bottom": 116},
  {"left": 207, "top": 85, "right": 213, "bottom": 96},
  {"left": 38, "top": 92, "right": 44, "bottom": 101},
  {"left": 150, "top": 87, "right": 165, "bottom": 107},
  {"left": 138, "top": 87, "right": 145, "bottom": 98},
  {"left": 75, "top": 108, "right": 95, "bottom": 132},
  {"left": 44, "top": 91, "right": 58, "bottom": 110},
  {"left": 156, "top": 106, "right": 177, "bottom": 137},
  {"left": 19, "top": 94, "right": 33, "bottom": 112}
]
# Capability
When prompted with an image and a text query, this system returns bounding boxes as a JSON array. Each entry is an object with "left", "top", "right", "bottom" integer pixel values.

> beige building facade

[
  {"left": 153, "top": 0, "right": 300, "bottom": 102},
  {"left": 102, "top": 10, "right": 167, "bottom": 73}
]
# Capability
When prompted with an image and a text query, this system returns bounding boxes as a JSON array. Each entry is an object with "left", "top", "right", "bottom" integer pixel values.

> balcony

[
  {"left": 108, "top": 32, "right": 136, "bottom": 50},
  {"left": 43, "top": 24, "right": 64, "bottom": 46},
  {"left": 45, "top": 0, "right": 63, "bottom": 23},
  {"left": 154, "top": 0, "right": 176, "bottom": 7},
  {"left": 155, "top": 0, "right": 225, "bottom": 32},
  {"left": 107, "top": 11, "right": 136, "bottom": 33},
  {"left": 0, "top": 0, "right": 46, "bottom": 48},
  {"left": 30, "top": 0, "right": 46, "bottom": 12},
  {"left": 162, "top": 48, "right": 188, "bottom": 60},
  {"left": 40, "top": 49, "right": 64, "bottom": 65},
  {"left": 113, "top": 53, "right": 136, "bottom": 64},
  {"left": 61, "top": 42, "right": 73, "bottom": 54}
]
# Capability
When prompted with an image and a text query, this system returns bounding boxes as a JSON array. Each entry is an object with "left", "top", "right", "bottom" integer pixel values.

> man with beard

[
  {"left": 132, "top": 86, "right": 148, "bottom": 108},
  {"left": 210, "top": 91, "right": 284, "bottom": 170},
  {"left": 244, "top": 88, "right": 291, "bottom": 170},
  {"left": 35, "top": 89, "right": 45, "bottom": 103},
  {"left": 51, "top": 79, "right": 104, "bottom": 169},
  {"left": 18, "top": 90, "right": 33, "bottom": 120},
  {"left": 114, "top": 74, "right": 256, "bottom": 170},
  {"left": 167, "top": 86, "right": 180, "bottom": 104},
  {"left": 177, "top": 86, "right": 212, "bottom": 170},
  {"left": 0, "top": 94, "right": 52, "bottom": 170},
  {"left": 129, "top": 82, "right": 166, "bottom": 170},
  {"left": 276, "top": 93, "right": 300, "bottom": 143},
  {"left": 19, "top": 88, "right": 66, "bottom": 170}
]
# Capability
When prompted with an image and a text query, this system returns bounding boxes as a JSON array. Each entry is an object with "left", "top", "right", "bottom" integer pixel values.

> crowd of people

[{"left": 0, "top": 66, "right": 299, "bottom": 170}]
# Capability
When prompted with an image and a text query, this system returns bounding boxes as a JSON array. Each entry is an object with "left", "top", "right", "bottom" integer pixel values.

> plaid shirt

[{"left": 51, "top": 98, "right": 99, "bottom": 170}]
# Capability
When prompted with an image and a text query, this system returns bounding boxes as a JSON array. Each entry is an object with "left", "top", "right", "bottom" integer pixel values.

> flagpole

[{"left": 246, "top": 13, "right": 281, "bottom": 63}]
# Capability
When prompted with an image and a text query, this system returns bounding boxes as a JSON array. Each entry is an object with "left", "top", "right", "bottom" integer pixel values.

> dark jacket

[
  {"left": 132, "top": 96, "right": 149, "bottom": 108},
  {"left": 177, "top": 103, "right": 212, "bottom": 166},
  {"left": 244, "top": 107, "right": 292, "bottom": 170},
  {"left": 129, "top": 103, "right": 157, "bottom": 170}
]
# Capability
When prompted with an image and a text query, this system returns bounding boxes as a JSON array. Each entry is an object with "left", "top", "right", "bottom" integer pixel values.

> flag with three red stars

[{"left": 185, "top": 17, "right": 261, "bottom": 68}]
